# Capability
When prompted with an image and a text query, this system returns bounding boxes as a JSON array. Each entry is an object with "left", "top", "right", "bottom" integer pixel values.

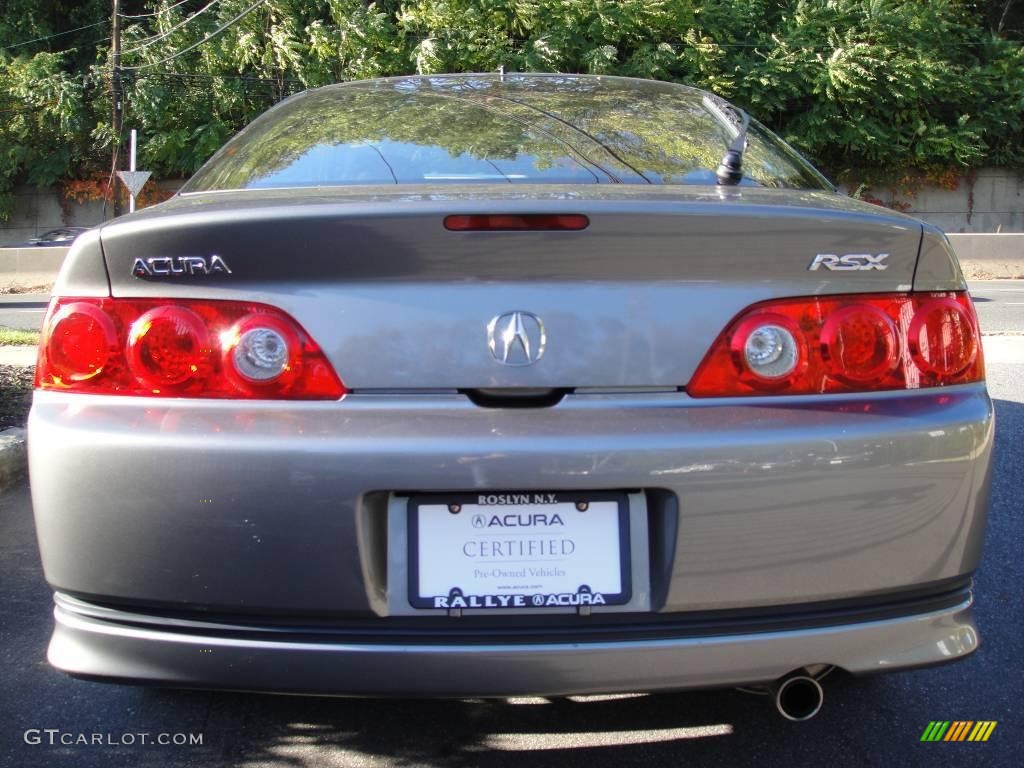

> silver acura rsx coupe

[{"left": 30, "top": 74, "right": 992, "bottom": 720}]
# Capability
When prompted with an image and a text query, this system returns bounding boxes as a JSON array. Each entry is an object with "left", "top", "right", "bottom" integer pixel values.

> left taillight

[
  {"left": 35, "top": 298, "right": 346, "bottom": 400},
  {"left": 688, "top": 291, "right": 984, "bottom": 397}
]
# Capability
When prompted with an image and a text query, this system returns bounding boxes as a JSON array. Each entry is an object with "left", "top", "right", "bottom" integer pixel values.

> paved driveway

[{"left": 1, "top": 344, "right": 1020, "bottom": 768}]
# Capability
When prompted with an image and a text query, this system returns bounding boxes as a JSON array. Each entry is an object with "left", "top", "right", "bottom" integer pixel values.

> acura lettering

[
  {"left": 131, "top": 254, "right": 233, "bottom": 278},
  {"left": 471, "top": 513, "right": 565, "bottom": 528}
]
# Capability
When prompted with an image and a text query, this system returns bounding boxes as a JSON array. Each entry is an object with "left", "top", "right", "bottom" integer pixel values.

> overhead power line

[
  {"left": 1, "top": 21, "right": 105, "bottom": 50},
  {"left": 121, "top": 0, "right": 269, "bottom": 70},
  {"left": 121, "top": 0, "right": 222, "bottom": 56},
  {"left": 126, "top": 70, "right": 306, "bottom": 85},
  {"left": 120, "top": 0, "right": 193, "bottom": 19}
]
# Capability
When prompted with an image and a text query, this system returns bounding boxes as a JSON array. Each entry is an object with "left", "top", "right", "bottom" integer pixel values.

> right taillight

[
  {"left": 907, "top": 297, "right": 979, "bottom": 378},
  {"left": 688, "top": 292, "right": 983, "bottom": 397},
  {"left": 35, "top": 298, "right": 345, "bottom": 400}
]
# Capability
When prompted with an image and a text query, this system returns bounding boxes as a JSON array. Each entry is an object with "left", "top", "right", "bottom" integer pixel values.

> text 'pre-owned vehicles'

[{"left": 30, "top": 74, "right": 991, "bottom": 721}]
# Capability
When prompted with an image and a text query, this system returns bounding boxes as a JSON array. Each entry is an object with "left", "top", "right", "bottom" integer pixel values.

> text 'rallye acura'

[{"left": 30, "top": 74, "right": 991, "bottom": 721}]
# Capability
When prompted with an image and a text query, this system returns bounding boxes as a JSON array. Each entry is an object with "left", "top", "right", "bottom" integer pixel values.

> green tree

[{"left": 0, "top": 0, "right": 1021, "bottom": 217}]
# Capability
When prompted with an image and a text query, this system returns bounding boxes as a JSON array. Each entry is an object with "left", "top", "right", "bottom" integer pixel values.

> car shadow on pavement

[{"left": 134, "top": 674, "right": 879, "bottom": 768}]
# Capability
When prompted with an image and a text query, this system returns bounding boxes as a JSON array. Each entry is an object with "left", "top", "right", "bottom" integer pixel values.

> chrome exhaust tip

[{"left": 772, "top": 674, "right": 824, "bottom": 721}]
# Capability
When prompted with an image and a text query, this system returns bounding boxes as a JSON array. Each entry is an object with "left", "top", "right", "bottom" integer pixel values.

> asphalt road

[
  {"left": 971, "top": 280, "right": 1024, "bottom": 335},
  {"left": 1, "top": 295, "right": 1021, "bottom": 768},
  {"left": 0, "top": 294, "right": 47, "bottom": 332}
]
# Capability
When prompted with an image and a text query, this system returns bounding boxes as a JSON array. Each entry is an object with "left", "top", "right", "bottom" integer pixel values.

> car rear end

[
  {"left": 29, "top": 184, "right": 992, "bottom": 697},
  {"left": 28, "top": 75, "right": 993, "bottom": 698}
]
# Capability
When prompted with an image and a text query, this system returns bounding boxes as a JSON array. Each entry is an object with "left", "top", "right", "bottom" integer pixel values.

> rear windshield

[{"left": 183, "top": 75, "right": 831, "bottom": 192}]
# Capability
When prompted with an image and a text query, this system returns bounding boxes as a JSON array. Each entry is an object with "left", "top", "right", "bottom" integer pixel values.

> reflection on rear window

[
  {"left": 184, "top": 75, "right": 830, "bottom": 192},
  {"left": 246, "top": 139, "right": 600, "bottom": 188}
]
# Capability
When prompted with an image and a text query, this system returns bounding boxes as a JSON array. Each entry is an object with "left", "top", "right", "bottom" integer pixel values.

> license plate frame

[{"left": 406, "top": 491, "right": 632, "bottom": 610}]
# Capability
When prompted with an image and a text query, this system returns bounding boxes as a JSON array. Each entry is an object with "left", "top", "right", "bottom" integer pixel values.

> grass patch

[{"left": 0, "top": 328, "right": 40, "bottom": 346}]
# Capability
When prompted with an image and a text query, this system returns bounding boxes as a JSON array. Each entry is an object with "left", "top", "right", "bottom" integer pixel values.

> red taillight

[
  {"left": 908, "top": 298, "right": 979, "bottom": 377},
  {"left": 127, "top": 306, "right": 211, "bottom": 388},
  {"left": 688, "top": 292, "right": 983, "bottom": 397},
  {"left": 36, "top": 298, "right": 345, "bottom": 400},
  {"left": 820, "top": 304, "right": 900, "bottom": 385},
  {"left": 444, "top": 214, "right": 589, "bottom": 231},
  {"left": 45, "top": 302, "right": 117, "bottom": 382}
]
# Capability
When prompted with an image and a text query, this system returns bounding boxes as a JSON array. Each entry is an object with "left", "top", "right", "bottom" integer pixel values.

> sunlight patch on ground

[{"left": 483, "top": 724, "right": 734, "bottom": 750}]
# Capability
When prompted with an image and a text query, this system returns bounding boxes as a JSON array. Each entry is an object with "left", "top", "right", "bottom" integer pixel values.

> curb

[
  {"left": 0, "top": 427, "right": 27, "bottom": 491},
  {"left": 960, "top": 262, "right": 1024, "bottom": 280},
  {"left": 0, "top": 345, "right": 39, "bottom": 366}
]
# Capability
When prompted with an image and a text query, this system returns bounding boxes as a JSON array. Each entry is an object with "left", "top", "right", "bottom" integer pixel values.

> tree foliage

[{"left": 0, "top": 0, "right": 1022, "bottom": 217}]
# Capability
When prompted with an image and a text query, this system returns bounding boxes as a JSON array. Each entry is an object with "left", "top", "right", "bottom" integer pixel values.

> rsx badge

[
  {"left": 132, "top": 255, "right": 232, "bottom": 278},
  {"left": 808, "top": 253, "right": 889, "bottom": 271}
]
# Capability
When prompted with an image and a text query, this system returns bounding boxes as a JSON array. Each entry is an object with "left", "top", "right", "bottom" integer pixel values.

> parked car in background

[
  {"left": 16, "top": 227, "right": 90, "bottom": 248},
  {"left": 29, "top": 74, "right": 992, "bottom": 721}
]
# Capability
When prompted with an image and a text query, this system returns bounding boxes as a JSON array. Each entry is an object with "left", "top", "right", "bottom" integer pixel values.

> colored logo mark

[{"left": 920, "top": 721, "right": 997, "bottom": 742}]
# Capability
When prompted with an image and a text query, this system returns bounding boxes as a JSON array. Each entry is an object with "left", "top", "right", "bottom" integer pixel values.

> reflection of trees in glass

[
  {"left": 185, "top": 75, "right": 829, "bottom": 192},
  {"left": 187, "top": 79, "right": 598, "bottom": 190}
]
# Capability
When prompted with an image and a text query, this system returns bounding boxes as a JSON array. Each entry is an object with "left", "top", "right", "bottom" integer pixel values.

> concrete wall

[
  {"left": 0, "top": 187, "right": 105, "bottom": 247},
  {"left": 846, "top": 168, "right": 1024, "bottom": 233},
  {"left": 0, "top": 168, "right": 1021, "bottom": 245},
  {"left": 0, "top": 247, "right": 70, "bottom": 289},
  {"left": 947, "top": 234, "right": 1024, "bottom": 278},
  {"left": 0, "top": 182, "right": 183, "bottom": 247}
]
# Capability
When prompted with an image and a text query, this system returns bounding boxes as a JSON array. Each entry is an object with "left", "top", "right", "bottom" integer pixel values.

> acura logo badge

[
  {"left": 487, "top": 311, "right": 546, "bottom": 366},
  {"left": 131, "top": 254, "right": 232, "bottom": 278}
]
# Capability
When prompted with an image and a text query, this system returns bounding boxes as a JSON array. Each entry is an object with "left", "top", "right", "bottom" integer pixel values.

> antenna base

[{"left": 716, "top": 150, "right": 744, "bottom": 186}]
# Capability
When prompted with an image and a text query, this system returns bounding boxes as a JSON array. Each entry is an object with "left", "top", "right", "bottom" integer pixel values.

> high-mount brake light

[
  {"left": 688, "top": 292, "right": 983, "bottom": 397},
  {"left": 444, "top": 214, "right": 589, "bottom": 231},
  {"left": 35, "top": 298, "right": 345, "bottom": 400}
]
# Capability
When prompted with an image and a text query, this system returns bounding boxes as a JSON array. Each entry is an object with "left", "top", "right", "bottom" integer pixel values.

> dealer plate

[{"left": 407, "top": 491, "right": 631, "bottom": 610}]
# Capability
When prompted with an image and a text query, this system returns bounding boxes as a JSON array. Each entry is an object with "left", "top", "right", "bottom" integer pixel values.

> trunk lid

[{"left": 99, "top": 185, "right": 922, "bottom": 390}]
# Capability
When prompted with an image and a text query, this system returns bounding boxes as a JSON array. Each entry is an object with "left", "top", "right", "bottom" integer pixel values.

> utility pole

[{"left": 111, "top": 0, "right": 123, "bottom": 218}]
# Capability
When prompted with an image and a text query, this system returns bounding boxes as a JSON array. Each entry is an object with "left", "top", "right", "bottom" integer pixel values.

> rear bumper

[
  {"left": 50, "top": 588, "right": 978, "bottom": 696},
  {"left": 32, "top": 384, "right": 993, "bottom": 693},
  {"left": 29, "top": 386, "right": 994, "bottom": 615}
]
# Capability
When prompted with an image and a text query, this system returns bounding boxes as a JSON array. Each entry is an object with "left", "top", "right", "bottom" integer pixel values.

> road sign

[{"left": 117, "top": 170, "right": 151, "bottom": 198}]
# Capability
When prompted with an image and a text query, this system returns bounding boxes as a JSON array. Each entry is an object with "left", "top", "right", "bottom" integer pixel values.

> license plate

[{"left": 407, "top": 492, "right": 631, "bottom": 610}]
